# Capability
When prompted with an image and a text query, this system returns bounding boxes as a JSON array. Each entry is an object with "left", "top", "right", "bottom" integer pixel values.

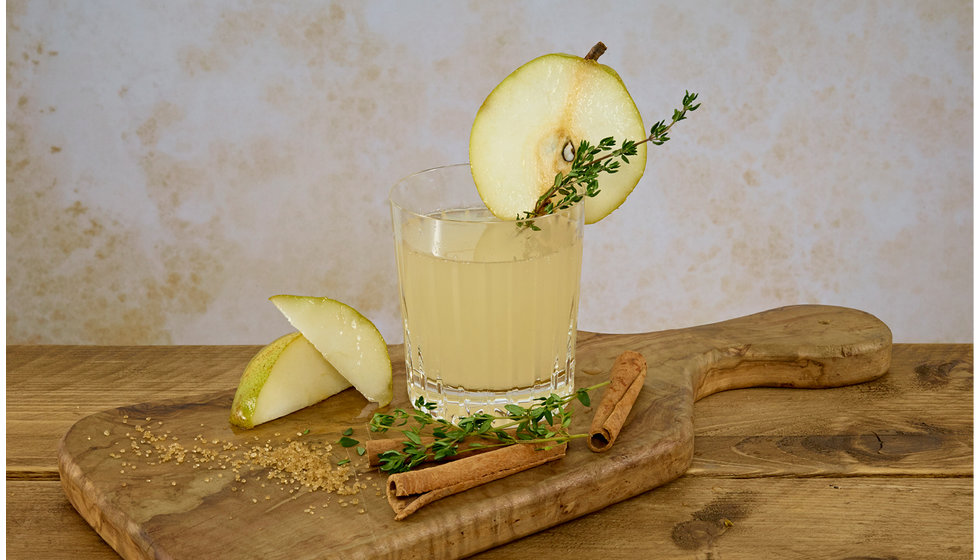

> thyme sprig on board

[
  {"left": 517, "top": 90, "right": 701, "bottom": 230},
  {"left": 348, "top": 382, "right": 607, "bottom": 473}
]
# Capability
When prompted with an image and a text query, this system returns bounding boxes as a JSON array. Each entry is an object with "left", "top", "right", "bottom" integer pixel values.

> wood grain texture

[
  {"left": 6, "top": 339, "right": 972, "bottom": 560},
  {"left": 473, "top": 477, "right": 973, "bottom": 559},
  {"left": 54, "top": 305, "right": 896, "bottom": 559},
  {"left": 12, "top": 476, "right": 973, "bottom": 560},
  {"left": 8, "top": 345, "right": 254, "bottom": 474},
  {"left": 7, "top": 480, "right": 121, "bottom": 558}
]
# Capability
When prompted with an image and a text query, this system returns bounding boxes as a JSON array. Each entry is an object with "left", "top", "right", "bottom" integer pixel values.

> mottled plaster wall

[{"left": 7, "top": 1, "right": 972, "bottom": 345}]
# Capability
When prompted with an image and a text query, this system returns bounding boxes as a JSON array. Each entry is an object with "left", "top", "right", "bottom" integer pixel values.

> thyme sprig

[
  {"left": 517, "top": 90, "right": 700, "bottom": 230},
  {"left": 348, "top": 382, "right": 607, "bottom": 473}
]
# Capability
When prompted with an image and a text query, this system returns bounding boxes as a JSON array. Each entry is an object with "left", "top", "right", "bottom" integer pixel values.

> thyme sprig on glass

[
  {"left": 345, "top": 382, "right": 607, "bottom": 473},
  {"left": 517, "top": 90, "right": 701, "bottom": 230}
]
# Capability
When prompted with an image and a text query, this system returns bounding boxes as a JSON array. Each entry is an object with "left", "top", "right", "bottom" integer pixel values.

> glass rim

[{"left": 389, "top": 163, "right": 583, "bottom": 225}]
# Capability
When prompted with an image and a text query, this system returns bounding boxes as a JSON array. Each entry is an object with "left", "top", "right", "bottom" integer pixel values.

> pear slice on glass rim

[{"left": 469, "top": 50, "right": 647, "bottom": 224}]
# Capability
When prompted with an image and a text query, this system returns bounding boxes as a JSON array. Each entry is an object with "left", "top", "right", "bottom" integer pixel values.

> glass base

[{"left": 406, "top": 364, "right": 575, "bottom": 424}]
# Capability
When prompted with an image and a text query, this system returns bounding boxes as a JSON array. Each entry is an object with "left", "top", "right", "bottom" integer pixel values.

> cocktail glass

[{"left": 389, "top": 164, "right": 584, "bottom": 422}]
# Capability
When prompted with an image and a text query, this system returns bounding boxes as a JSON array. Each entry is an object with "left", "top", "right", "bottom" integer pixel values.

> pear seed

[{"left": 562, "top": 140, "right": 575, "bottom": 162}]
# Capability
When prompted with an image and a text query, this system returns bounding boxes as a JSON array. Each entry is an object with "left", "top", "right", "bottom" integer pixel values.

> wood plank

[
  {"left": 7, "top": 480, "right": 119, "bottom": 559},
  {"left": 472, "top": 477, "right": 973, "bottom": 559},
  {"left": 9, "top": 477, "right": 972, "bottom": 560},
  {"left": 7, "top": 346, "right": 256, "bottom": 473}
]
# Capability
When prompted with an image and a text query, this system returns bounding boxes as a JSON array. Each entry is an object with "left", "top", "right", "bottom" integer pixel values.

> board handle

[
  {"left": 579, "top": 304, "right": 892, "bottom": 400},
  {"left": 682, "top": 304, "right": 893, "bottom": 400}
]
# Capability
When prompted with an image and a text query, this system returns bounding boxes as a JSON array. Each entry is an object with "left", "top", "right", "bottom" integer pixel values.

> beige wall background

[{"left": 7, "top": 1, "right": 973, "bottom": 346}]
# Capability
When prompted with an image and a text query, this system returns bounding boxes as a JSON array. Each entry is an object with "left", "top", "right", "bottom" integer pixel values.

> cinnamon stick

[
  {"left": 385, "top": 442, "right": 567, "bottom": 520},
  {"left": 587, "top": 350, "right": 647, "bottom": 452}
]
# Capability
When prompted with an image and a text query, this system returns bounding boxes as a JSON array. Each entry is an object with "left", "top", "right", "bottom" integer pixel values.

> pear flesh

[
  {"left": 270, "top": 295, "right": 393, "bottom": 407},
  {"left": 470, "top": 52, "right": 647, "bottom": 224},
  {"left": 230, "top": 332, "right": 353, "bottom": 429}
]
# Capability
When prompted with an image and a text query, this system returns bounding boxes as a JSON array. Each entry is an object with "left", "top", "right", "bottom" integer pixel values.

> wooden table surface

[{"left": 7, "top": 343, "right": 973, "bottom": 559}]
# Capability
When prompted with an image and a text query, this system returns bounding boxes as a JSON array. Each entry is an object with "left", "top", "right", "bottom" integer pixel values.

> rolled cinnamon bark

[
  {"left": 587, "top": 350, "right": 647, "bottom": 452},
  {"left": 386, "top": 442, "right": 567, "bottom": 520}
]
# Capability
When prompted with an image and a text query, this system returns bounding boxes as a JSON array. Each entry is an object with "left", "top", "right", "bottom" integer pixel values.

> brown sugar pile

[
  {"left": 104, "top": 415, "right": 371, "bottom": 503},
  {"left": 246, "top": 440, "right": 363, "bottom": 495}
]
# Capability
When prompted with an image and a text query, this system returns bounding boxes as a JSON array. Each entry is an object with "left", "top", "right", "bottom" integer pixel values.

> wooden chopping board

[{"left": 59, "top": 304, "right": 892, "bottom": 560}]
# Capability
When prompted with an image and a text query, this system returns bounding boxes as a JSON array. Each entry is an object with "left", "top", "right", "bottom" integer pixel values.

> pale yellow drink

[{"left": 390, "top": 165, "right": 584, "bottom": 421}]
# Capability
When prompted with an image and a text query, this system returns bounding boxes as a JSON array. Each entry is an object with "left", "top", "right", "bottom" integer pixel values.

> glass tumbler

[{"left": 389, "top": 164, "right": 584, "bottom": 422}]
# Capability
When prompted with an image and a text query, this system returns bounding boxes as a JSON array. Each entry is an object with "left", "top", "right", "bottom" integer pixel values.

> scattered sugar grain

[{"left": 103, "top": 419, "right": 365, "bottom": 505}]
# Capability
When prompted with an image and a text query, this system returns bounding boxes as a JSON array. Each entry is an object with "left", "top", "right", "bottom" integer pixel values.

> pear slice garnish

[
  {"left": 470, "top": 51, "right": 647, "bottom": 224},
  {"left": 270, "top": 295, "right": 393, "bottom": 407},
  {"left": 230, "top": 332, "right": 353, "bottom": 429}
]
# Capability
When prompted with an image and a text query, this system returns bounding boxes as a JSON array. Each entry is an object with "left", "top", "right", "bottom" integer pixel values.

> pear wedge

[
  {"left": 270, "top": 295, "right": 393, "bottom": 407},
  {"left": 470, "top": 51, "right": 647, "bottom": 224},
  {"left": 230, "top": 332, "right": 353, "bottom": 429}
]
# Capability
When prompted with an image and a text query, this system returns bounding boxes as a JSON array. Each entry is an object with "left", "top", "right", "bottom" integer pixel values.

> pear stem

[{"left": 585, "top": 42, "right": 607, "bottom": 61}]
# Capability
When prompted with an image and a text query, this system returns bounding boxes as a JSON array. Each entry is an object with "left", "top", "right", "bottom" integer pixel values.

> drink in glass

[{"left": 390, "top": 164, "right": 584, "bottom": 421}]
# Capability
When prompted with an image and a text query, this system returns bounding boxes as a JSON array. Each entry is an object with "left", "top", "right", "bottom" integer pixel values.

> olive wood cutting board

[{"left": 58, "top": 304, "right": 892, "bottom": 560}]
